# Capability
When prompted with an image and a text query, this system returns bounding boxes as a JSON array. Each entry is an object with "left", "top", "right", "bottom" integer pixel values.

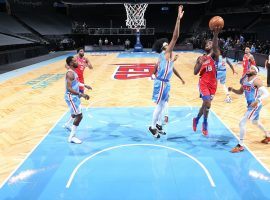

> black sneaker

[
  {"left": 156, "top": 124, "right": 166, "bottom": 135},
  {"left": 148, "top": 126, "right": 160, "bottom": 138}
]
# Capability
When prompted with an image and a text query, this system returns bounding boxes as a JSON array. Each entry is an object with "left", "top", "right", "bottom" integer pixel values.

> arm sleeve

[{"left": 257, "top": 86, "right": 269, "bottom": 102}]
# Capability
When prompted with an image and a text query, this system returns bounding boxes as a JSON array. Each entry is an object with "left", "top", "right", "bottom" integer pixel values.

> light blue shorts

[
  {"left": 217, "top": 70, "right": 226, "bottom": 84},
  {"left": 65, "top": 93, "right": 82, "bottom": 115},
  {"left": 245, "top": 104, "right": 262, "bottom": 121},
  {"left": 152, "top": 79, "right": 170, "bottom": 104}
]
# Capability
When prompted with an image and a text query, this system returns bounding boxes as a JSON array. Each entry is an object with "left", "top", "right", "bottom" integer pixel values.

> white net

[{"left": 124, "top": 3, "right": 148, "bottom": 30}]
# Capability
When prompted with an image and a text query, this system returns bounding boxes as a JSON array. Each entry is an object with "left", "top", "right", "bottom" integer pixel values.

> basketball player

[
  {"left": 149, "top": 5, "right": 184, "bottom": 138},
  {"left": 242, "top": 47, "right": 256, "bottom": 77},
  {"left": 63, "top": 60, "right": 92, "bottom": 131},
  {"left": 192, "top": 27, "right": 221, "bottom": 136},
  {"left": 153, "top": 43, "right": 185, "bottom": 134},
  {"left": 216, "top": 50, "right": 237, "bottom": 103},
  {"left": 75, "top": 48, "right": 93, "bottom": 93},
  {"left": 228, "top": 65, "right": 270, "bottom": 153},
  {"left": 65, "top": 56, "right": 90, "bottom": 144}
]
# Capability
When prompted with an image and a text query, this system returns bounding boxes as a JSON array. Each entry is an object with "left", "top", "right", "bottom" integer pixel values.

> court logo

[
  {"left": 25, "top": 73, "right": 65, "bottom": 89},
  {"left": 113, "top": 63, "right": 156, "bottom": 80}
]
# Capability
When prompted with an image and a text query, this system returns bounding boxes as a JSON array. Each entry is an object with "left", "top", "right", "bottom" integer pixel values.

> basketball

[{"left": 209, "top": 16, "right": 224, "bottom": 30}]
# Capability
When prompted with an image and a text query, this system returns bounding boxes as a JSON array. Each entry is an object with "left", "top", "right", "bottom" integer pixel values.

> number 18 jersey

[{"left": 199, "top": 55, "right": 217, "bottom": 87}]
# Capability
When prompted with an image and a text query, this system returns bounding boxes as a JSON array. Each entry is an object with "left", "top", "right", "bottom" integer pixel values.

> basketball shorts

[
  {"left": 199, "top": 81, "right": 217, "bottom": 101},
  {"left": 65, "top": 93, "right": 82, "bottom": 115},
  {"left": 217, "top": 70, "right": 226, "bottom": 84},
  {"left": 244, "top": 104, "right": 262, "bottom": 121},
  {"left": 152, "top": 79, "right": 170, "bottom": 104}
]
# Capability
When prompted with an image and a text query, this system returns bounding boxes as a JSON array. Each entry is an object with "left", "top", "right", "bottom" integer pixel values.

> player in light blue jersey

[
  {"left": 64, "top": 56, "right": 90, "bottom": 144},
  {"left": 152, "top": 48, "right": 185, "bottom": 135},
  {"left": 216, "top": 50, "right": 237, "bottom": 103},
  {"left": 149, "top": 5, "right": 184, "bottom": 138},
  {"left": 228, "top": 65, "right": 270, "bottom": 152}
]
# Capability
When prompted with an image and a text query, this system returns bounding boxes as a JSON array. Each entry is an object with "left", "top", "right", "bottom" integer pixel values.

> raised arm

[
  {"left": 166, "top": 5, "right": 184, "bottom": 53},
  {"left": 211, "top": 27, "right": 221, "bottom": 59}
]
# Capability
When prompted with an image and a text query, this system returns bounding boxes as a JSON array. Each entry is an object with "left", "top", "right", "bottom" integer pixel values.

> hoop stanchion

[{"left": 134, "top": 29, "right": 143, "bottom": 52}]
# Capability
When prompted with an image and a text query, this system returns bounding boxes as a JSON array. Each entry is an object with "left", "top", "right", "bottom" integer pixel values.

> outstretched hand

[
  {"left": 178, "top": 5, "right": 184, "bottom": 19},
  {"left": 212, "top": 26, "right": 222, "bottom": 35}
]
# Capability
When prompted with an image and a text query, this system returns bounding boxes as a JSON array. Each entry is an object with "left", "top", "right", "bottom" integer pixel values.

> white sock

[
  {"left": 157, "top": 113, "right": 162, "bottom": 126},
  {"left": 239, "top": 116, "right": 247, "bottom": 146},
  {"left": 151, "top": 101, "right": 165, "bottom": 129},
  {"left": 157, "top": 102, "right": 167, "bottom": 125},
  {"left": 69, "top": 125, "right": 77, "bottom": 138},
  {"left": 222, "top": 84, "right": 229, "bottom": 95},
  {"left": 163, "top": 101, "right": 168, "bottom": 118}
]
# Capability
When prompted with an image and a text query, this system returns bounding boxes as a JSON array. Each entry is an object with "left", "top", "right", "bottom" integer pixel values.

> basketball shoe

[
  {"left": 149, "top": 126, "right": 160, "bottom": 138},
  {"left": 156, "top": 124, "right": 166, "bottom": 135},
  {"left": 231, "top": 144, "right": 244, "bottom": 153},
  {"left": 261, "top": 137, "right": 270, "bottom": 144}
]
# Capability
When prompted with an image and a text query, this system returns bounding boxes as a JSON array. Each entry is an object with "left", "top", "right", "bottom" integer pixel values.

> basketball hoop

[{"left": 124, "top": 3, "right": 148, "bottom": 30}]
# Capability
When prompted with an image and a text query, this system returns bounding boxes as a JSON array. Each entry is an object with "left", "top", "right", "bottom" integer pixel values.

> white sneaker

[{"left": 68, "top": 136, "right": 82, "bottom": 144}]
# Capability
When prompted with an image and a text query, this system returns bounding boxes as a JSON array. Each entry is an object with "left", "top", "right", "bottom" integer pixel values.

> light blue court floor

[{"left": 1, "top": 107, "right": 270, "bottom": 200}]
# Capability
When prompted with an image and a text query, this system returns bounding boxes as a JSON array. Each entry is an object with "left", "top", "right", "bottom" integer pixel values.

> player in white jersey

[
  {"left": 216, "top": 50, "right": 237, "bottom": 103},
  {"left": 64, "top": 56, "right": 90, "bottom": 144},
  {"left": 149, "top": 5, "right": 184, "bottom": 138},
  {"left": 228, "top": 65, "right": 270, "bottom": 153}
]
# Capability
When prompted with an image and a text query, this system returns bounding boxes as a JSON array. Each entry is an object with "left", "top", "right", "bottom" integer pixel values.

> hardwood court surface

[{"left": 0, "top": 51, "right": 269, "bottom": 185}]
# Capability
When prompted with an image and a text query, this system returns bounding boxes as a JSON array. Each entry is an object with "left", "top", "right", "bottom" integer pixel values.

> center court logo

[{"left": 112, "top": 63, "right": 156, "bottom": 80}]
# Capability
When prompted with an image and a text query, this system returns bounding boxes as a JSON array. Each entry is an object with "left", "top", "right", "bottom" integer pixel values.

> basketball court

[
  {"left": 1, "top": 0, "right": 270, "bottom": 199},
  {"left": 0, "top": 50, "right": 270, "bottom": 199}
]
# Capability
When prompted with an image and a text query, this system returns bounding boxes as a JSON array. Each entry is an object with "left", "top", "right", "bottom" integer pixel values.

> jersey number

[{"left": 206, "top": 65, "right": 212, "bottom": 72}]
